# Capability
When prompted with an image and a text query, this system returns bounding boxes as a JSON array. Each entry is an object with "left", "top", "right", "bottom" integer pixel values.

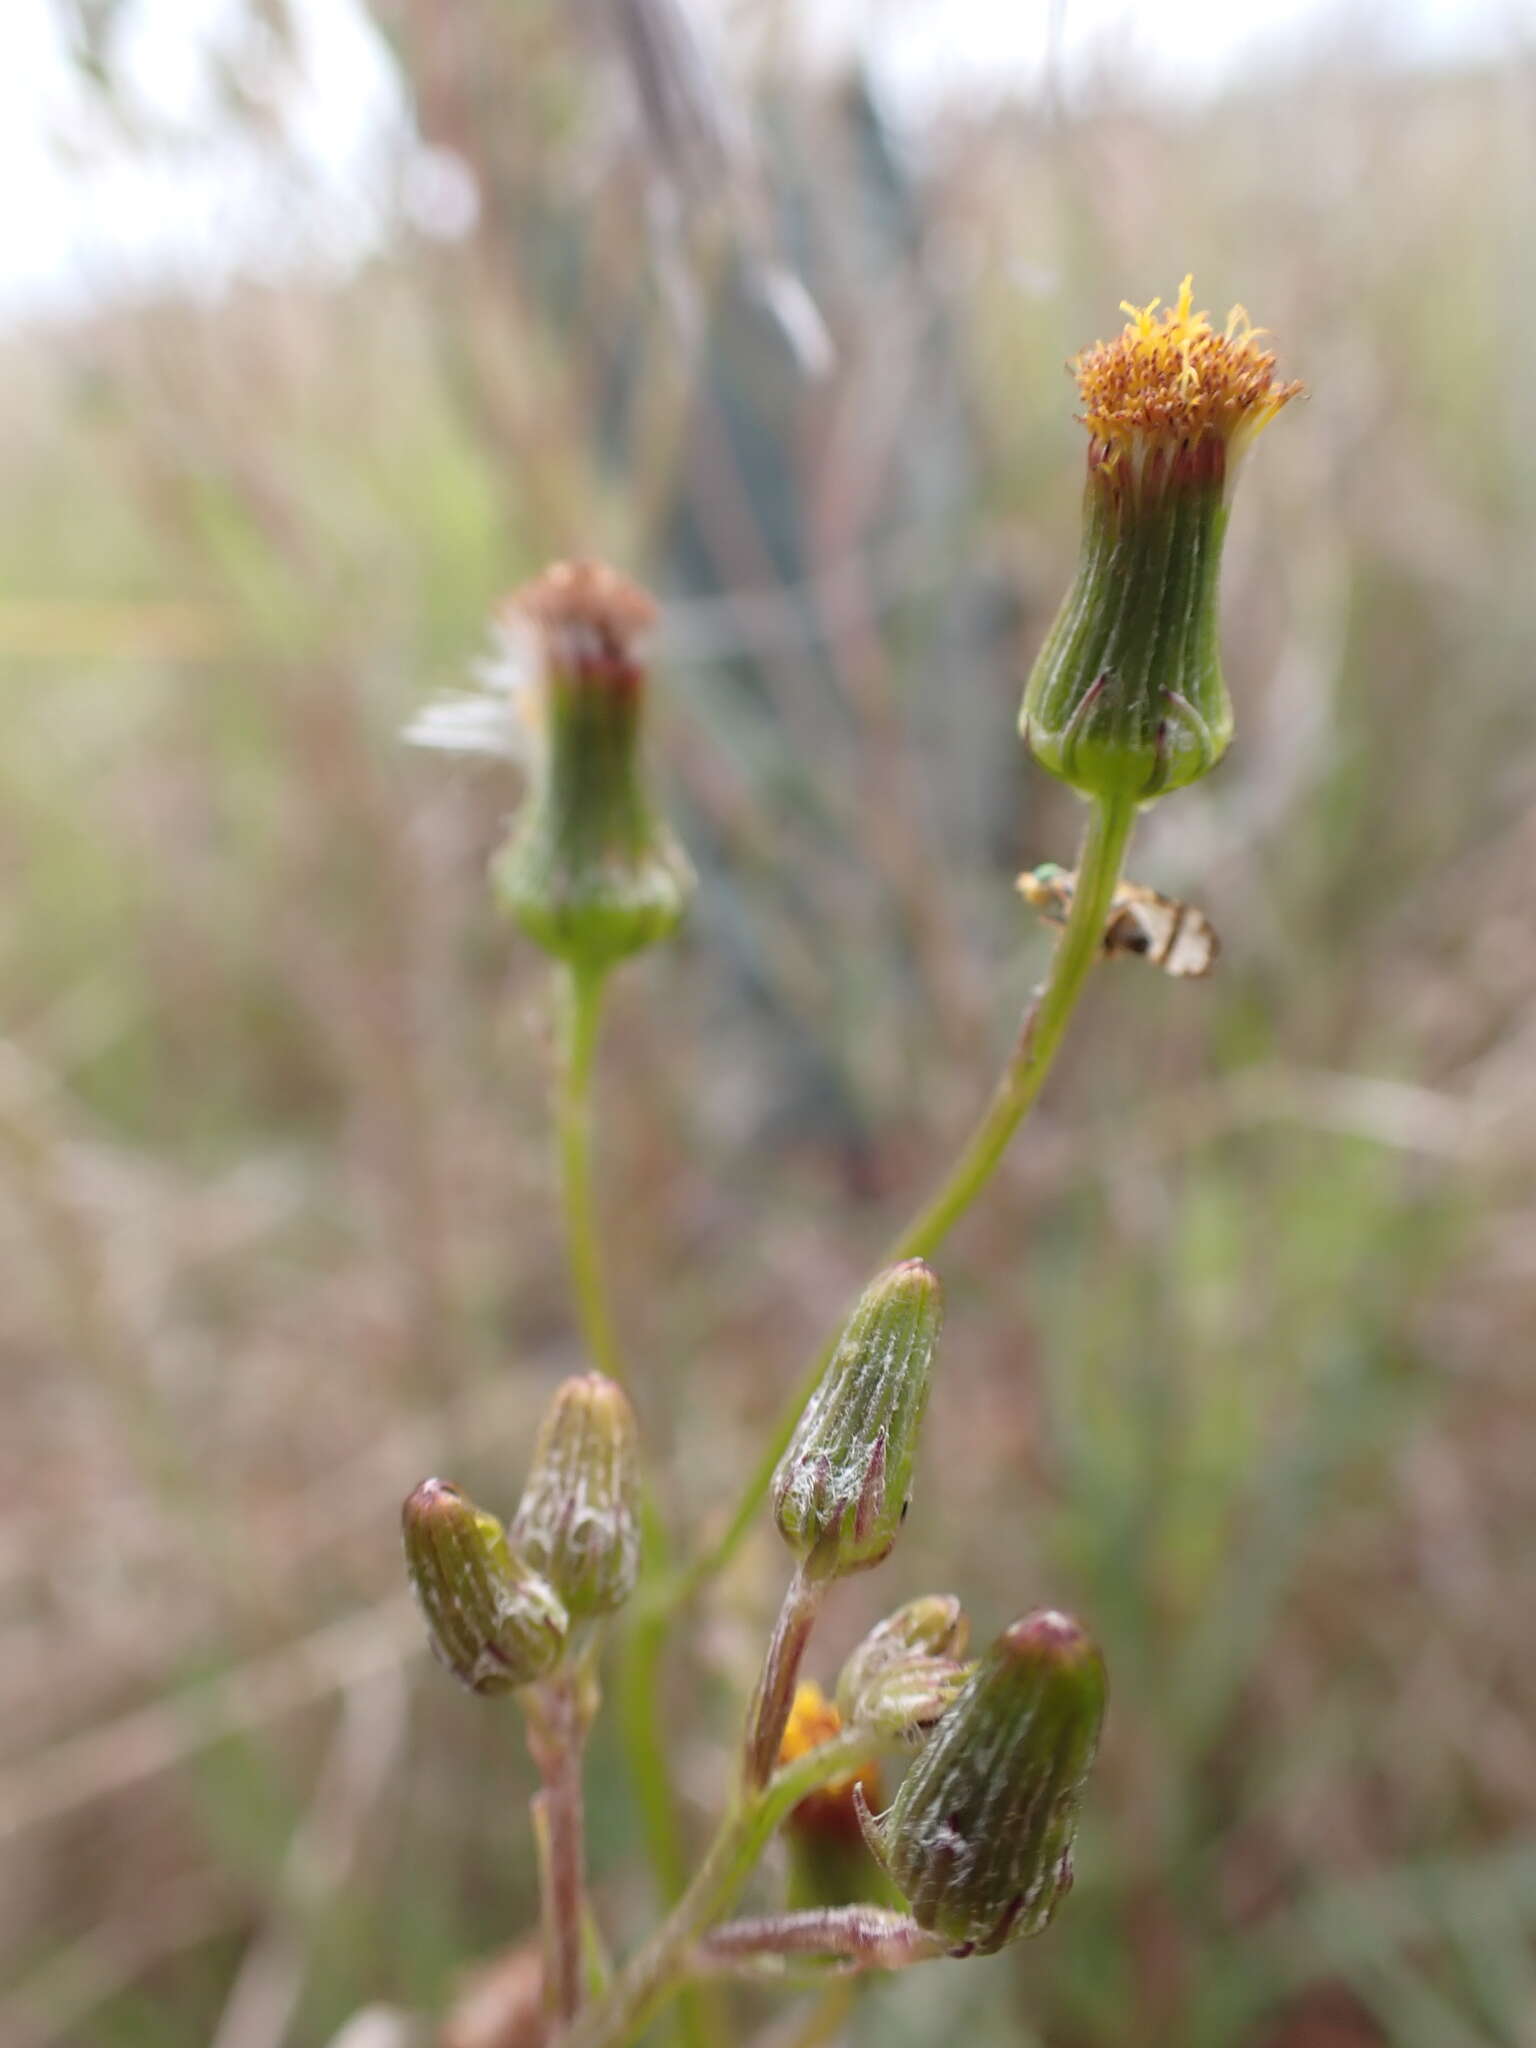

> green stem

[
  {"left": 617, "top": 1577, "right": 690, "bottom": 1903},
  {"left": 888, "top": 788, "right": 1137, "bottom": 1253},
  {"left": 563, "top": 1732, "right": 879, "bottom": 2048},
  {"left": 681, "top": 790, "right": 1138, "bottom": 1598},
  {"left": 556, "top": 961, "right": 626, "bottom": 1385},
  {"left": 620, "top": 1552, "right": 720, "bottom": 2048},
  {"left": 551, "top": 963, "right": 705, "bottom": 2041}
]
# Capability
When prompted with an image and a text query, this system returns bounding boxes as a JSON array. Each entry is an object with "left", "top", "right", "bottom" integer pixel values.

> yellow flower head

[
  {"left": 1073, "top": 276, "right": 1302, "bottom": 463},
  {"left": 779, "top": 1681, "right": 881, "bottom": 1844}
]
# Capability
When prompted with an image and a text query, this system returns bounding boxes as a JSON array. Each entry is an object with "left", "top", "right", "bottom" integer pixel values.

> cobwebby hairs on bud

[
  {"left": 511, "top": 1373, "right": 642, "bottom": 1621},
  {"left": 860, "top": 1610, "right": 1107, "bottom": 1956},
  {"left": 401, "top": 1479, "right": 568, "bottom": 1696}
]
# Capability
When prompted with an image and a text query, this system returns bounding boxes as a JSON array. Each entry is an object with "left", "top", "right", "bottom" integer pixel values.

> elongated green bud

[
  {"left": 772, "top": 1261, "right": 942, "bottom": 1583},
  {"left": 861, "top": 1610, "right": 1107, "bottom": 1954},
  {"left": 510, "top": 1373, "right": 641, "bottom": 1619},
  {"left": 1021, "top": 278, "right": 1300, "bottom": 802},
  {"left": 491, "top": 560, "right": 694, "bottom": 970},
  {"left": 836, "top": 1595, "right": 973, "bottom": 1747},
  {"left": 402, "top": 1479, "right": 568, "bottom": 1695}
]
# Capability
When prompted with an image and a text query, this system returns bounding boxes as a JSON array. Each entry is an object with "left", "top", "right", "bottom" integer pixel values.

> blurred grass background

[{"left": 3, "top": 2, "right": 1536, "bottom": 2044}]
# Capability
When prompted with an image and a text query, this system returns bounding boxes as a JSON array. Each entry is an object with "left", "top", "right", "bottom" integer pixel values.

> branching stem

[{"left": 561, "top": 1731, "right": 880, "bottom": 2048}]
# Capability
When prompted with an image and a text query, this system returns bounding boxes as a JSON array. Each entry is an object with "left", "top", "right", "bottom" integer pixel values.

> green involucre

[
  {"left": 1021, "top": 459, "right": 1233, "bottom": 802},
  {"left": 869, "top": 1610, "right": 1106, "bottom": 1953},
  {"left": 512, "top": 1373, "right": 642, "bottom": 1619},
  {"left": 494, "top": 667, "right": 693, "bottom": 970},
  {"left": 402, "top": 1478, "right": 568, "bottom": 1694},
  {"left": 772, "top": 1260, "right": 943, "bottom": 1581}
]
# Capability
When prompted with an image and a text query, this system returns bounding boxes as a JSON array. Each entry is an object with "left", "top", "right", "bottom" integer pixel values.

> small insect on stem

[{"left": 1017, "top": 864, "right": 1221, "bottom": 980}]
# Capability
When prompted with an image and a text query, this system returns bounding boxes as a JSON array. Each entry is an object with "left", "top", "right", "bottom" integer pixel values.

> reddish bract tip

[
  {"left": 503, "top": 559, "right": 657, "bottom": 687},
  {"left": 1000, "top": 1609, "right": 1095, "bottom": 1666},
  {"left": 403, "top": 1476, "right": 465, "bottom": 1525}
]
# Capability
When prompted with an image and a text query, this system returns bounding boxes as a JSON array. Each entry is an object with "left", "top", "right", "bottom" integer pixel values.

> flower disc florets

[
  {"left": 1074, "top": 276, "right": 1302, "bottom": 478},
  {"left": 1021, "top": 277, "right": 1301, "bottom": 803}
]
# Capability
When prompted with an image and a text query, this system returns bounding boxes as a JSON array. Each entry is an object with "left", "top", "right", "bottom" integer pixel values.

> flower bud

[
  {"left": 491, "top": 560, "right": 694, "bottom": 970},
  {"left": 1021, "top": 278, "right": 1300, "bottom": 802},
  {"left": 402, "top": 1478, "right": 568, "bottom": 1695},
  {"left": 861, "top": 1610, "right": 1107, "bottom": 1955},
  {"left": 510, "top": 1373, "right": 642, "bottom": 1620},
  {"left": 836, "top": 1596, "right": 973, "bottom": 1747},
  {"left": 772, "top": 1261, "right": 943, "bottom": 1583}
]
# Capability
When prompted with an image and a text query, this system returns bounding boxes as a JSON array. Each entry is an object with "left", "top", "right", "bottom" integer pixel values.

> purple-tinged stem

[{"left": 742, "top": 1564, "right": 824, "bottom": 1792}]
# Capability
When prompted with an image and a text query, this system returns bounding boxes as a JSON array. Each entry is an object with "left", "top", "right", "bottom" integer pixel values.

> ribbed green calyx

[
  {"left": 491, "top": 560, "right": 694, "bottom": 971},
  {"left": 866, "top": 1609, "right": 1106, "bottom": 1954},
  {"left": 837, "top": 1595, "right": 973, "bottom": 1747},
  {"left": 511, "top": 1373, "right": 642, "bottom": 1620},
  {"left": 772, "top": 1260, "right": 943, "bottom": 1583},
  {"left": 401, "top": 1479, "right": 568, "bottom": 1695},
  {"left": 1021, "top": 447, "right": 1233, "bottom": 802}
]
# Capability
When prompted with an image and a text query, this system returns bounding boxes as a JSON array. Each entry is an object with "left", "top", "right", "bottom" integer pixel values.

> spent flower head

[
  {"left": 1022, "top": 277, "right": 1301, "bottom": 802},
  {"left": 411, "top": 558, "right": 694, "bottom": 970},
  {"left": 490, "top": 560, "right": 695, "bottom": 970},
  {"left": 402, "top": 1479, "right": 568, "bottom": 1696}
]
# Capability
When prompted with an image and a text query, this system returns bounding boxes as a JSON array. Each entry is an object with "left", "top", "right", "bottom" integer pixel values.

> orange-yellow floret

[
  {"left": 779, "top": 1682, "right": 881, "bottom": 1843},
  {"left": 1073, "top": 276, "right": 1302, "bottom": 449}
]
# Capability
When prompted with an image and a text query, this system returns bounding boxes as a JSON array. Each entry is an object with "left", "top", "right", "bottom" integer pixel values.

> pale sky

[{"left": 0, "top": 0, "right": 1525, "bottom": 323}]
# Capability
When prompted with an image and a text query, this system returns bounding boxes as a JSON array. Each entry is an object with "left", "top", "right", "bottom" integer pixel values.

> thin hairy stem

[
  {"left": 742, "top": 1563, "right": 824, "bottom": 1791},
  {"left": 554, "top": 961, "right": 625, "bottom": 1385},
  {"left": 683, "top": 791, "right": 1139, "bottom": 1596},
  {"left": 888, "top": 788, "right": 1137, "bottom": 1252},
  {"left": 616, "top": 1578, "right": 689, "bottom": 1901},
  {"left": 698, "top": 1906, "right": 945, "bottom": 1971},
  {"left": 615, "top": 1556, "right": 720, "bottom": 2048},
  {"left": 550, "top": 966, "right": 704, "bottom": 2042},
  {"left": 526, "top": 1680, "right": 589, "bottom": 2027}
]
